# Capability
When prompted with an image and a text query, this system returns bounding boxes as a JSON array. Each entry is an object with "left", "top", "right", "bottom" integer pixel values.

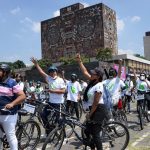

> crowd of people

[{"left": 0, "top": 53, "right": 150, "bottom": 150}]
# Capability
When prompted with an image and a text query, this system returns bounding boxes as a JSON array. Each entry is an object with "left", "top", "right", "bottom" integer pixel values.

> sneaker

[
  {"left": 109, "top": 118, "right": 114, "bottom": 122},
  {"left": 147, "top": 111, "right": 150, "bottom": 114},
  {"left": 63, "top": 138, "right": 68, "bottom": 145},
  {"left": 41, "top": 134, "right": 47, "bottom": 139}
]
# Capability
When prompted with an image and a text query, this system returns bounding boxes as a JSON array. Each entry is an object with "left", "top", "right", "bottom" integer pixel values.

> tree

[
  {"left": 60, "top": 54, "right": 89, "bottom": 65},
  {"left": 134, "top": 54, "right": 148, "bottom": 60},
  {"left": 37, "top": 59, "right": 52, "bottom": 68},
  {"left": 96, "top": 47, "right": 112, "bottom": 61},
  {"left": 13, "top": 60, "right": 26, "bottom": 69}
]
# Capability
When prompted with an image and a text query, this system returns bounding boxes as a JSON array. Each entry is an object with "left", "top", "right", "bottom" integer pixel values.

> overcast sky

[{"left": 0, "top": 0, "right": 149, "bottom": 65}]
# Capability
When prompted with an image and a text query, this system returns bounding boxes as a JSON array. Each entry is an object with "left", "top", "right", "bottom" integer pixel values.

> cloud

[
  {"left": 117, "top": 18, "right": 125, "bottom": 32},
  {"left": 81, "top": 2, "right": 90, "bottom": 8},
  {"left": 0, "top": 55, "right": 22, "bottom": 62},
  {"left": 53, "top": 10, "right": 60, "bottom": 17},
  {"left": 131, "top": 16, "right": 141, "bottom": 22},
  {"left": 118, "top": 49, "right": 135, "bottom": 55},
  {"left": 10, "top": 6, "right": 21, "bottom": 15},
  {"left": 20, "top": 17, "right": 40, "bottom": 33}
]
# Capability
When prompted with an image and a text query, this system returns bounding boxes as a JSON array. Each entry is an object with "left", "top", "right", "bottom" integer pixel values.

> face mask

[
  {"left": 127, "top": 77, "right": 130, "bottom": 81},
  {"left": 71, "top": 76, "right": 76, "bottom": 82},
  {"left": 109, "top": 71, "right": 114, "bottom": 78},
  {"left": 140, "top": 76, "right": 145, "bottom": 81}
]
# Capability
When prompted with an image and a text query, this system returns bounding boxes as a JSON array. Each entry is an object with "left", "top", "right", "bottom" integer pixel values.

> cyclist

[
  {"left": 102, "top": 60, "right": 126, "bottom": 108},
  {"left": 133, "top": 68, "right": 150, "bottom": 113},
  {"left": 124, "top": 74, "right": 134, "bottom": 113},
  {"left": 145, "top": 75, "right": 150, "bottom": 114},
  {"left": 30, "top": 57, "right": 66, "bottom": 135},
  {"left": 35, "top": 81, "right": 44, "bottom": 99},
  {"left": 0, "top": 64, "right": 26, "bottom": 150},
  {"left": 26, "top": 81, "right": 36, "bottom": 102},
  {"left": 66, "top": 73, "right": 82, "bottom": 120},
  {"left": 15, "top": 73, "right": 24, "bottom": 91},
  {"left": 76, "top": 54, "right": 109, "bottom": 150}
]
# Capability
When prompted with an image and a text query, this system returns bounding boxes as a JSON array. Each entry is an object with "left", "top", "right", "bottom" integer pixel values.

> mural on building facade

[{"left": 41, "top": 3, "right": 118, "bottom": 62}]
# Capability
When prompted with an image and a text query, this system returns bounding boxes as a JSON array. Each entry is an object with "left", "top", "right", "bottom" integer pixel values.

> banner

[{"left": 113, "top": 64, "right": 126, "bottom": 81}]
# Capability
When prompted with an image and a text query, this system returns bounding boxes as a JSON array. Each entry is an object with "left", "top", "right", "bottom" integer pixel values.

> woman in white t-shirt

[
  {"left": 84, "top": 69, "right": 109, "bottom": 150},
  {"left": 76, "top": 54, "right": 109, "bottom": 150}
]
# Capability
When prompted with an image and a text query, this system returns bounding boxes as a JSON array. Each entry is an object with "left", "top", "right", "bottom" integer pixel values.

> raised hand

[
  {"left": 30, "top": 57, "right": 38, "bottom": 65},
  {"left": 76, "top": 53, "right": 81, "bottom": 62}
]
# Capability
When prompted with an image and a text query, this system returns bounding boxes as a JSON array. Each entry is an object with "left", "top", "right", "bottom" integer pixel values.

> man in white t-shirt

[
  {"left": 124, "top": 75, "right": 134, "bottom": 113},
  {"left": 66, "top": 74, "right": 82, "bottom": 120},
  {"left": 133, "top": 69, "right": 150, "bottom": 114},
  {"left": 103, "top": 60, "right": 126, "bottom": 107},
  {"left": 31, "top": 57, "right": 66, "bottom": 135}
]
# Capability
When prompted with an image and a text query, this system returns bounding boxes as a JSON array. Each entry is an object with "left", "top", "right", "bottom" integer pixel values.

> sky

[{"left": 0, "top": 0, "right": 150, "bottom": 65}]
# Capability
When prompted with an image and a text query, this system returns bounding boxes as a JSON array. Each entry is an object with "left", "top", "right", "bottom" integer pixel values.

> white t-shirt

[
  {"left": 87, "top": 82, "right": 104, "bottom": 107},
  {"left": 18, "top": 82, "right": 24, "bottom": 91},
  {"left": 67, "top": 81, "right": 82, "bottom": 102},
  {"left": 136, "top": 78, "right": 150, "bottom": 92},
  {"left": 124, "top": 80, "right": 134, "bottom": 96},
  {"left": 103, "top": 77, "right": 125, "bottom": 105},
  {"left": 29, "top": 86, "right": 35, "bottom": 93},
  {"left": 46, "top": 76, "right": 66, "bottom": 104},
  {"left": 81, "top": 82, "right": 88, "bottom": 90}
]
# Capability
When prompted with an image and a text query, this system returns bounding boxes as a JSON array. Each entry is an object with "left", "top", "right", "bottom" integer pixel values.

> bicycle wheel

[
  {"left": 144, "top": 101, "right": 150, "bottom": 122},
  {"left": 101, "top": 121, "right": 130, "bottom": 150},
  {"left": 65, "top": 122, "right": 74, "bottom": 138},
  {"left": 137, "top": 105, "right": 144, "bottom": 130},
  {"left": 17, "top": 120, "right": 41, "bottom": 150},
  {"left": 42, "top": 126, "right": 64, "bottom": 150}
]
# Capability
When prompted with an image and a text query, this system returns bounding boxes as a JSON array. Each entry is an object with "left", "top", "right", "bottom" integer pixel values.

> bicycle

[
  {"left": 42, "top": 105, "right": 130, "bottom": 150},
  {"left": 136, "top": 91, "right": 150, "bottom": 130},
  {"left": 16, "top": 109, "right": 41, "bottom": 150},
  {"left": 24, "top": 99, "right": 74, "bottom": 139},
  {"left": 112, "top": 102, "right": 128, "bottom": 127},
  {"left": 0, "top": 108, "right": 41, "bottom": 150}
]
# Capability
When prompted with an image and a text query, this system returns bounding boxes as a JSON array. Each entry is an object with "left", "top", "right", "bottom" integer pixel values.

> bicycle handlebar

[{"left": 34, "top": 99, "right": 78, "bottom": 120}]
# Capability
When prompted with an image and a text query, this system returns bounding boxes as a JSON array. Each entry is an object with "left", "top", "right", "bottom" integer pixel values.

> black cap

[{"left": 90, "top": 68, "right": 103, "bottom": 77}]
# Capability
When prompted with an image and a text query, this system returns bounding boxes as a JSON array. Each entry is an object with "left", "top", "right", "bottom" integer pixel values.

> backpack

[{"left": 103, "top": 84, "right": 113, "bottom": 110}]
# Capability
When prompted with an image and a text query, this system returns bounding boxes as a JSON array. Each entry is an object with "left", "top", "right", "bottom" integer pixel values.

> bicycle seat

[{"left": 18, "top": 109, "right": 28, "bottom": 116}]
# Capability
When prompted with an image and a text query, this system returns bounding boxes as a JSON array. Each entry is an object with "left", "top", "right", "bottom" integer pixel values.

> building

[
  {"left": 144, "top": 31, "right": 150, "bottom": 60},
  {"left": 110, "top": 54, "right": 150, "bottom": 76},
  {"left": 41, "top": 3, "right": 118, "bottom": 62}
]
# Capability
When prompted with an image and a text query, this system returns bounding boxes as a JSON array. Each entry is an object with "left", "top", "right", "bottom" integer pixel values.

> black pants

[
  {"left": 85, "top": 104, "right": 109, "bottom": 150},
  {"left": 125, "top": 95, "right": 132, "bottom": 112},
  {"left": 66, "top": 100, "right": 79, "bottom": 119},
  {"left": 145, "top": 92, "right": 150, "bottom": 110}
]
